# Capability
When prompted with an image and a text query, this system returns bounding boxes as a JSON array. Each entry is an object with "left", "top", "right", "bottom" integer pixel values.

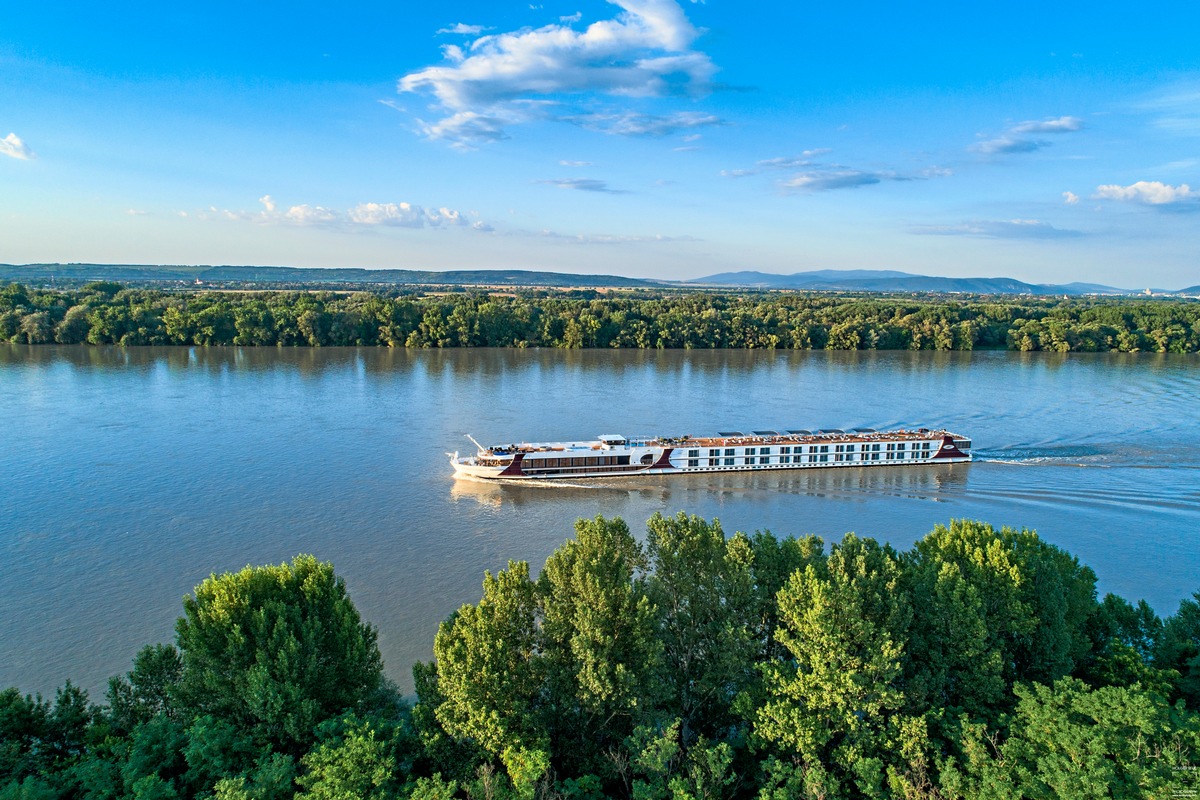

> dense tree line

[
  {"left": 3, "top": 518, "right": 1199, "bottom": 799},
  {"left": 3, "top": 282, "right": 1200, "bottom": 352}
]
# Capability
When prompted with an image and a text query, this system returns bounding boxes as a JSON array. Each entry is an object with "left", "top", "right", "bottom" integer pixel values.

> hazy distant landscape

[{"left": 4, "top": 263, "right": 1199, "bottom": 296}]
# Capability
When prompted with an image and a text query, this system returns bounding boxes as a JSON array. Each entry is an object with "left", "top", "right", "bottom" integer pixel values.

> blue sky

[{"left": 2, "top": 1, "right": 1198, "bottom": 287}]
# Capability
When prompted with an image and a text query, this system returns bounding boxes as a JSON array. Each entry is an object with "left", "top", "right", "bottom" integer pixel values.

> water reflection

[{"left": 450, "top": 463, "right": 972, "bottom": 510}]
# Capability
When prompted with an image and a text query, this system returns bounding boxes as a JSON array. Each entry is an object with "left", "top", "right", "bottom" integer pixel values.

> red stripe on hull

[
  {"left": 651, "top": 448, "right": 675, "bottom": 470},
  {"left": 931, "top": 435, "right": 965, "bottom": 460},
  {"left": 499, "top": 453, "right": 526, "bottom": 476}
]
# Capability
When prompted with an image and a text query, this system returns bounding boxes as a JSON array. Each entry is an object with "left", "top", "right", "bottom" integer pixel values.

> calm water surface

[{"left": 2, "top": 345, "right": 1198, "bottom": 697}]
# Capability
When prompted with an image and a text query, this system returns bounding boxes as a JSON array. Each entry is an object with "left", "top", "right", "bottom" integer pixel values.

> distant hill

[
  {"left": 690, "top": 270, "right": 1134, "bottom": 296},
  {"left": 0, "top": 263, "right": 661, "bottom": 289}
]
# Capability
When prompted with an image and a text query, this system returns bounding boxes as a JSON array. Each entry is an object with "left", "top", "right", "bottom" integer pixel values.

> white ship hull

[{"left": 450, "top": 428, "right": 971, "bottom": 481}]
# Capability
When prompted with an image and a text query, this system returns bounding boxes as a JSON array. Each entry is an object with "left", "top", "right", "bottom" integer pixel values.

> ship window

[
  {"left": 745, "top": 447, "right": 756, "bottom": 456},
  {"left": 724, "top": 458, "right": 734, "bottom": 466},
  {"left": 640, "top": 454, "right": 654, "bottom": 465},
  {"left": 617, "top": 456, "right": 630, "bottom": 465},
  {"left": 780, "top": 446, "right": 791, "bottom": 454},
  {"left": 708, "top": 458, "right": 719, "bottom": 466},
  {"left": 688, "top": 459, "right": 700, "bottom": 467},
  {"left": 724, "top": 448, "right": 735, "bottom": 457},
  {"left": 819, "top": 454, "right": 829, "bottom": 462},
  {"left": 897, "top": 443, "right": 906, "bottom": 450},
  {"left": 819, "top": 445, "right": 829, "bottom": 453},
  {"left": 709, "top": 449, "right": 721, "bottom": 457},
  {"left": 689, "top": 449, "right": 700, "bottom": 458}
]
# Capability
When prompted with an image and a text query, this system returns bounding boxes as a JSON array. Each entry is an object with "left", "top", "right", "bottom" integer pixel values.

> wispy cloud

[
  {"left": 974, "top": 115, "right": 1083, "bottom": 155},
  {"left": 783, "top": 170, "right": 889, "bottom": 192},
  {"left": 1063, "top": 191, "right": 1080, "bottom": 204},
  {"left": 781, "top": 165, "right": 949, "bottom": 193},
  {"left": 536, "top": 228, "right": 699, "bottom": 243},
  {"left": 203, "top": 195, "right": 492, "bottom": 230},
  {"left": 0, "top": 132, "right": 34, "bottom": 160},
  {"left": 911, "top": 219, "right": 1082, "bottom": 239},
  {"left": 399, "top": 0, "right": 718, "bottom": 146},
  {"left": 437, "top": 23, "right": 491, "bottom": 35},
  {"left": 563, "top": 110, "right": 721, "bottom": 136},
  {"left": 536, "top": 178, "right": 629, "bottom": 194},
  {"left": 558, "top": 159, "right": 593, "bottom": 166},
  {"left": 756, "top": 150, "right": 830, "bottom": 169},
  {"left": 1011, "top": 116, "right": 1083, "bottom": 134},
  {"left": 1139, "top": 84, "right": 1200, "bottom": 136},
  {"left": 1093, "top": 181, "right": 1198, "bottom": 205},
  {"left": 721, "top": 150, "right": 949, "bottom": 193}
]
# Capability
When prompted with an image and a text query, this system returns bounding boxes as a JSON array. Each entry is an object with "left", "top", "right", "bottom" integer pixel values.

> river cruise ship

[{"left": 450, "top": 427, "right": 972, "bottom": 480}]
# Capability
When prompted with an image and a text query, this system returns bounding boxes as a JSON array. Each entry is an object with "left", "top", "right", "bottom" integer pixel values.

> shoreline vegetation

[
  {"left": 3, "top": 282, "right": 1200, "bottom": 352},
  {"left": 3, "top": 516, "right": 1198, "bottom": 799}
]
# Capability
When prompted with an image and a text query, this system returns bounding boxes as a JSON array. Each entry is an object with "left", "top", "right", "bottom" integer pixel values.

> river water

[{"left": 2, "top": 345, "right": 1198, "bottom": 698}]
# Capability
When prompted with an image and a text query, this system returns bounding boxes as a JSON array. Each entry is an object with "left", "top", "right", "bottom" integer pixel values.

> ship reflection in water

[{"left": 449, "top": 462, "right": 971, "bottom": 510}]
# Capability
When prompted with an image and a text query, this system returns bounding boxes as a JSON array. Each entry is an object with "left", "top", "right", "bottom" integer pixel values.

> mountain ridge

[{"left": 690, "top": 269, "right": 1147, "bottom": 295}]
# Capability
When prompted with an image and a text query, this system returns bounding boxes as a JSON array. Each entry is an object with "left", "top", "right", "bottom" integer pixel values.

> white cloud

[
  {"left": 563, "top": 110, "right": 720, "bottom": 136},
  {"left": 536, "top": 178, "right": 628, "bottom": 193},
  {"left": 782, "top": 170, "right": 888, "bottom": 192},
  {"left": 976, "top": 136, "right": 1044, "bottom": 155},
  {"left": 911, "top": 219, "right": 1082, "bottom": 238},
  {"left": 536, "top": 228, "right": 699, "bottom": 243},
  {"left": 284, "top": 205, "right": 340, "bottom": 225},
  {"left": 399, "top": 0, "right": 717, "bottom": 145},
  {"left": 558, "top": 159, "right": 593, "bottom": 166},
  {"left": 437, "top": 23, "right": 491, "bottom": 35},
  {"left": 1011, "top": 116, "right": 1083, "bottom": 134},
  {"left": 560, "top": 12, "right": 582, "bottom": 22},
  {"left": 1063, "top": 191, "right": 1080, "bottom": 204},
  {"left": 974, "top": 115, "right": 1084, "bottom": 155},
  {"left": 756, "top": 150, "right": 830, "bottom": 169},
  {"left": 0, "top": 132, "right": 34, "bottom": 160},
  {"left": 1093, "top": 181, "right": 1197, "bottom": 205},
  {"left": 202, "top": 197, "right": 486, "bottom": 230}
]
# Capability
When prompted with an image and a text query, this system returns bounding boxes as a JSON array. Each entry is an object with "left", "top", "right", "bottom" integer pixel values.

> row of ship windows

[
  {"left": 527, "top": 455, "right": 632, "bottom": 469},
  {"left": 686, "top": 442, "right": 936, "bottom": 458},
  {"left": 684, "top": 451, "right": 932, "bottom": 467}
]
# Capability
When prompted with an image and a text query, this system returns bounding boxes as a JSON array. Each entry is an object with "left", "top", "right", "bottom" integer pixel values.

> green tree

[
  {"left": 644, "top": 513, "right": 756, "bottom": 746},
  {"left": 429, "top": 561, "right": 547, "bottom": 784},
  {"left": 538, "top": 516, "right": 661, "bottom": 777},
  {"left": 174, "top": 555, "right": 384, "bottom": 753},
  {"left": 755, "top": 534, "right": 913, "bottom": 799},
  {"left": 941, "top": 677, "right": 1200, "bottom": 800},
  {"left": 1159, "top": 592, "right": 1200, "bottom": 708},
  {"left": 296, "top": 716, "right": 397, "bottom": 800}
]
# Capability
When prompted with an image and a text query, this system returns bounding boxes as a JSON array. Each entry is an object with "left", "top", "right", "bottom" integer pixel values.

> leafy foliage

[
  {"left": 3, "top": 518, "right": 1198, "bottom": 800},
  {"left": 3, "top": 282, "right": 1200, "bottom": 351}
]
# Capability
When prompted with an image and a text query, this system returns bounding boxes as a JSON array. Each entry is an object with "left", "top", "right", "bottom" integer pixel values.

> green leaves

[
  {"left": 942, "top": 678, "right": 1200, "bottom": 800},
  {"left": 755, "top": 535, "right": 911, "bottom": 797},
  {"left": 5, "top": 517, "right": 1195, "bottom": 799},
  {"left": 174, "top": 555, "right": 384, "bottom": 753},
  {"left": 431, "top": 560, "right": 543, "bottom": 758}
]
